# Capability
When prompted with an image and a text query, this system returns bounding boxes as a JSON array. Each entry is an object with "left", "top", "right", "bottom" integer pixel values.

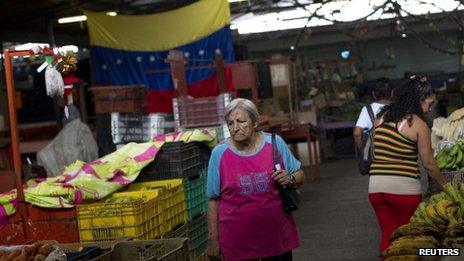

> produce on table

[
  {"left": 432, "top": 107, "right": 464, "bottom": 145},
  {"left": 382, "top": 184, "right": 464, "bottom": 260},
  {"left": 435, "top": 139, "right": 464, "bottom": 171},
  {"left": 0, "top": 242, "right": 56, "bottom": 261}
]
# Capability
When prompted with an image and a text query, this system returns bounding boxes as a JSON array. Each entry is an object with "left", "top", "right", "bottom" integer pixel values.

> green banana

[
  {"left": 447, "top": 206, "right": 459, "bottom": 224},
  {"left": 459, "top": 183, "right": 464, "bottom": 199},
  {"left": 425, "top": 204, "right": 446, "bottom": 225},
  {"left": 443, "top": 184, "right": 462, "bottom": 204},
  {"left": 435, "top": 199, "right": 453, "bottom": 221},
  {"left": 445, "top": 156, "right": 457, "bottom": 170},
  {"left": 438, "top": 160, "right": 447, "bottom": 170},
  {"left": 436, "top": 149, "right": 448, "bottom": 162},
  {"left": 455, "top": 149, "right": 463, "bottom": 167},
  {"left": 450, "top": 145, "right": 460, "bottom": 157},
  {"left": 428, "top": 194, "right": 443, "bottom": 204}
]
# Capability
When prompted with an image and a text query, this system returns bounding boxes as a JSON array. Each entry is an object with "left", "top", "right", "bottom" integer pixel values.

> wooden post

[
  {"left": 3, "top": 49, "right": 30, "bottom": 239},
  {"left": 215, "top": 52, "right": 226, "bottom": 94},
  {"left": 167, "top": 50, "right": 188, "bottom": 97}
]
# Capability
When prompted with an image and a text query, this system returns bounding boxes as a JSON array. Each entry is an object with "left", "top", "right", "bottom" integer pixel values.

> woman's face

[
  {"left": 227, "top": 109, "right": 255, "bottom": 142},
  {"left": 421, "top": 94, "right": 436, "bottom": 113}
]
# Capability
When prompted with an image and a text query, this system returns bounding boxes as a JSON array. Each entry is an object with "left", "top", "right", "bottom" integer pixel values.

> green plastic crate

[
  {"left": 184, "top": 171, "right": 207, "bottom": 220},
  {"left": 188, "top": 214, "right": 208, "bottom": 259}
]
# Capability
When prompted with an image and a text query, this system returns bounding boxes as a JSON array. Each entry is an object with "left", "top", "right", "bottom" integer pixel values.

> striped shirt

[{"left": 369, "top": 121, "right": 419, "bottom": 179}]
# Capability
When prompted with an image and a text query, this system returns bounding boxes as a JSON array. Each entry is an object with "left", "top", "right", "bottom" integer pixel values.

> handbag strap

[
  {"left": 366, "top": 104, "right": 375, "bottom": 131},
  {"left": 271, "top": 133, "right": 281, "bottom": 170}
]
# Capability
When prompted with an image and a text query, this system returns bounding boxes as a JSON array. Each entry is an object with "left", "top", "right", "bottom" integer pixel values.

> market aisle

[{"left": 293, "top": 158, "right": 380, "bottom": 260}]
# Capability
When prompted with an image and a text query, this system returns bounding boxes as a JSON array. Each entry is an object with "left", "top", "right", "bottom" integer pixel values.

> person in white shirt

[{"left": 354, "top": 77, "right": 393, "bottom": 150}]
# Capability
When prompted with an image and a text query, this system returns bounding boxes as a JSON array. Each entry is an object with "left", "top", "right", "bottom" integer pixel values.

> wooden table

[
  {"left": 256, "top": 119, "right": 288, "bottom": 134},
  {"left": 319, "top": 120, "right": 356, "bottom": 159},
  {"left": 0, "top": 121, "right": 58, "bottom": 140},
  {"left": 0, "top": 139, "right": 52, "bottom": 171},
  {"left": 281, "top": 123, "right": 321, "bottom": 180},
  {"left": 257, "top": 119, "right": 321, "bottom": 180}
]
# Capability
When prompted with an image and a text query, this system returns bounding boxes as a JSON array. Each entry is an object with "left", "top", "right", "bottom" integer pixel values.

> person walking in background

[
  {"left": 368, "top": 76, "right": 446, "bottom": 255},
  {"left": 206, "top": 98, "right": 305, "bottom": 261},
  {"left": 354, "top": 77, "right": 393, "bottom": 150}
]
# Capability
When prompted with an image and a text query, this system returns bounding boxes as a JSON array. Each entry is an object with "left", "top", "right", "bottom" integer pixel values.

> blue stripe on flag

[{"left": 91, "top": 26, "right": 234, "bottom": 91}]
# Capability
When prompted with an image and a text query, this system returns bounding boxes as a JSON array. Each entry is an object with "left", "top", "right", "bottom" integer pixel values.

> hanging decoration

[
  {"left": 57, "top": 51, "right": 78, "bottom": 74},
  {"left": 28, "top": 45, "right": 80, "bottom": 119}
]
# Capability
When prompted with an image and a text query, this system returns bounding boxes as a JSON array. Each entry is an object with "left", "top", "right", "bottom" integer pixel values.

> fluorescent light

[
  {"left": 36, "top": 62, "right": 48, "bottom": 73},
  {"left": 106, "top": 11, "right": 117, "bottom": 16},
  {"left": 58, "top": 15, "right": 87, "bottom": 24},
  {"left": 15, "top": 43, "right": 49, "bottom": 51},
  {"left": 59, "top": 45, "right": 79, "bottom": 53}
]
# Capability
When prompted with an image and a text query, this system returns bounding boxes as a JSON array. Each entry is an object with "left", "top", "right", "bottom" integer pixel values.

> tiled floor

[{"left": 292, "top": 159, "right": 380, "bottom": 260}]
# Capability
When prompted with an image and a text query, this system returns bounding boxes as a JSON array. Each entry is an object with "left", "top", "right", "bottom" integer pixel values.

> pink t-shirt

[{"left": 207, "top": 133, "right": 300, "bottom": 260}]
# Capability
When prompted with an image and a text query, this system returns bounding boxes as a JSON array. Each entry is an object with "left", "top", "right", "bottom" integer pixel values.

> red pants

[{"left": 368, "top": 193, "right": 422, "bottom": 254}]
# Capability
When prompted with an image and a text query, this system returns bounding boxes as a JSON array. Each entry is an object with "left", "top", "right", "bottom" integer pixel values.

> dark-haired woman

[{"left": 368, "top": 77, "right": 446, "bottom": 254}]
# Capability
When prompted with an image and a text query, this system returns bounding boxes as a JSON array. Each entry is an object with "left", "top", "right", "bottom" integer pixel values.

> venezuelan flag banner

[{"left": 86, "top": 0, "right": 235, "bottom": 113}]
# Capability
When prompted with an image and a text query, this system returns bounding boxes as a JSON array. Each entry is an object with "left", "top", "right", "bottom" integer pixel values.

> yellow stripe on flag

[{"left": 86, "top": 0, "right": 230, "bottom": 51}]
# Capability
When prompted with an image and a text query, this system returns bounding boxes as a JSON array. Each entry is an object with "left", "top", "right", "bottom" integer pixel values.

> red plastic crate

[
  {"left": 173, "top": 93, "right": 233, "bottom": 129},
  {"left": 90, "top": 85, "right": 146, "bottom": 114},
  {"left": 0, "top": 204, "right": 78, "bottom": 244}
]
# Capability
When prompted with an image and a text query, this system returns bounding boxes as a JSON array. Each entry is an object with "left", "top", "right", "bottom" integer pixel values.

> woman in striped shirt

[{"left": 368, "top": 76, "right": 446, "bottom": 254}]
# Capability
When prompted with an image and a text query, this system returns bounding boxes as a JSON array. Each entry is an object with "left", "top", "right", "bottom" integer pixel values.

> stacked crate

[
  {"left": 128, "top": 179, "right": 188, "bottom": 234},
  {"left": 171, "top": 94, "right": 229, "bottom": 258},
  {"left": 173, "top": 93, "right": 234, "bottom": 143},
  {"left": 111, "top": 112, "right": 174, "bottom": 144},
  {"left": 90, "top": 85, "right": 145, "bottom": 114},
  {"left": 136, "top": 141, "right": 203, "bottom": 182},
  {"left": 90, "top": 85, "right": 174, "bottom": 149},
  {"left": 76, "top": 190, "right": 164, "bottom": 242},
  {"left": 135, "top": 140, "right": 209, "bottom": 259}
]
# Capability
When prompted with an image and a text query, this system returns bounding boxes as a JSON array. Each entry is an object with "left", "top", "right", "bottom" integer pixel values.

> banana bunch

[
  {"left": 410, "top": 184, "right": 464, "bottom": 228},
  {"left": 382, "top": 235, "right": 439, "bottom": 260},
  {"left": 385, "top": 183, "right": 464, "bottom": 259},
  {"left": 443, "top": 222, "right": 464, "bottom": 247},
  {"left": 435, "top": 139, "right": 464, "bottom": 171},
  {"left": 390, "top": 222, "right": 442, "bottom": 243}
]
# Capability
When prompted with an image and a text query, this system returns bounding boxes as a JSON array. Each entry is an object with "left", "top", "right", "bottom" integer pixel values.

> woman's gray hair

[{"left": 224, "top": 98, "right": 260, "bottom": 126}]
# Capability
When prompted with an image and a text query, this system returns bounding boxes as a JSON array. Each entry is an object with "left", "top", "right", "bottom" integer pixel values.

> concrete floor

[{"left": 292, "top": 158, "right": 380, "bottom": 261}]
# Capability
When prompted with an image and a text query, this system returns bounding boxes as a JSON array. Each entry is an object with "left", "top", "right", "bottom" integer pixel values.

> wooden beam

[
  {"left": 167, "top": 50, "right": 188, "bottom": 97},
  {"left": 3, "top": 49, "right": 30, "bottom": 240},
  {"left": 215, "top": 52, "right": 226, "bottom": 94}
]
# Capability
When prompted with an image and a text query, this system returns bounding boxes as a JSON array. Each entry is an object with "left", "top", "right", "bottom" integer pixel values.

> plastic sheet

[{"left": 37, "top": 119, "right": 98, "bottom": 177}]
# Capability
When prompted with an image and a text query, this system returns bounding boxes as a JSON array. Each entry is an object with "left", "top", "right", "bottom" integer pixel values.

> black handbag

[
  {"left": 357, "top": 104, "right": 376, "bottom": 175},
  {"left": 272, "top": 133, "right": 299, "bottom": 213}
]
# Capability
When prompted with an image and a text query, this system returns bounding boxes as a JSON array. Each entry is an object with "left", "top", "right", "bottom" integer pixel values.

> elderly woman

[{"left": 206, "top": 98, "right": 305, "bottom": 261}]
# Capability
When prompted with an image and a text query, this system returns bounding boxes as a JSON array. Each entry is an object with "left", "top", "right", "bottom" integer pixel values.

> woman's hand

[
  {"left": 207, "top": 238, "right": 223, "bottom": 261},
  {"left": 272, "top": 169, "right": 294, "bottom": 187}
]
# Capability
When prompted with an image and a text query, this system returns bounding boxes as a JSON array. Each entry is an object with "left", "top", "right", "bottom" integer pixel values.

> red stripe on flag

[{"left": 145, "top": 66, "right": 236, "bottom": 113}]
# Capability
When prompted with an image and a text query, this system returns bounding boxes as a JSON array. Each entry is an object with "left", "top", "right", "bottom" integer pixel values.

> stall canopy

[{"left": 86, "top": 0, "right": 235, "bottom": 113}]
